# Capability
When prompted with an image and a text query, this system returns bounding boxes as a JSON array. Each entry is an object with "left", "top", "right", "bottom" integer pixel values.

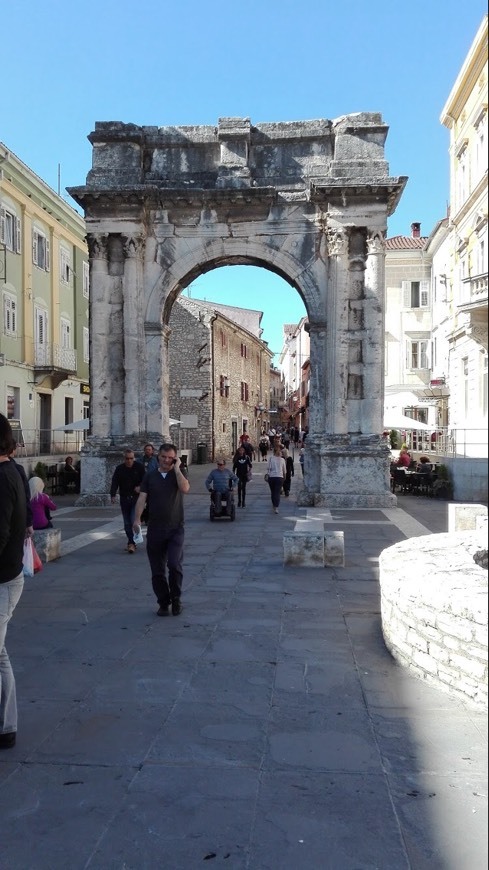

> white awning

[
  {"left": 384, "top": 413, "right": 431, "bottom": 431},
  {"left": 54, "top": 419, "right": 90, "bottom": 431}
]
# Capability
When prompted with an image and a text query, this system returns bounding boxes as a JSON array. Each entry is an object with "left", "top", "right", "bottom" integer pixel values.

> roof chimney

[{"left": 411, "top": 222, "right": 421, "bottom": 238}]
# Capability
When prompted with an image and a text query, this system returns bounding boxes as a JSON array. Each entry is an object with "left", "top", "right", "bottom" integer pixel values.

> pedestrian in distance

[
  {"left": 299, "top": 445, "right": 305, "bottom": 476},
  {"left": 232, "top": 445, "right": 252, "bottom": 508},
  {"left": 205, "top": 458, "right": 238, "bottom": 514},
  {"left": 29, "top": 477, "right": 57, "bottom": 530},
  {"left": 266, "top": 445, "right": 286, "bottom": 514},
  {"left": 283, "top": 453, "right": 295, "bottom": 497},
  {"left": 133, "top": 443, "right": 190, "bottom": 617},
  {"left": 258, "top": 434, "right": 269, "bottom": 461},
  {"left": 110, "top": 449, "right": 145, "bottom": 553},
  {"left": 0, "top": 413, "right": 26, "bottom": 750}
]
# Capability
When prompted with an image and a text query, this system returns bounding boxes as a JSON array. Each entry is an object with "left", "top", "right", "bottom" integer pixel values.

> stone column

[
  {"left": 144, "top": 322, "right": 171, "bottom": 439},
  {"left": 326, "top": 227, "right": 350, "bottom": 434},
  {"left": 363, "top": 231, "right": 386, "bottom": 434},
  {"left": 122, "top": 235, "right": 145, "bottom": 435},
  {"left": 86, "top": 233, "right": 111, "bottom": 438}
]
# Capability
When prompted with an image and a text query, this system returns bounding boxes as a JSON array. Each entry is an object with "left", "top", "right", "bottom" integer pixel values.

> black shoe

[
  {"left": 157, "top": 605, "right": 170, "bottom": 616},
  {"left": 238, "top": 502, "right": 242, "bottom": 507},
  {"left": 172, "top": 599, "right": 182, "bottom": 616},
  {"left": 0, "top": 732, "right": 16, "bottom": 749}
]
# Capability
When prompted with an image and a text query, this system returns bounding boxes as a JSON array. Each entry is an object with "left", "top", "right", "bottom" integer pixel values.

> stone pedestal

[
  {"left": 297, "top": 433, "right": 396, "bottom": 508},
  {"left": 76, "top": 436, "right": 164, "bottom": 506}
]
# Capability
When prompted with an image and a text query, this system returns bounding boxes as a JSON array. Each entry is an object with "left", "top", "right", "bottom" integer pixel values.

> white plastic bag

[
  {"left": 133, "top": 525, "right": 144, "bottom": 545},
  {"left": 23, "top": 538, "right": 35, "bottom": 577}
]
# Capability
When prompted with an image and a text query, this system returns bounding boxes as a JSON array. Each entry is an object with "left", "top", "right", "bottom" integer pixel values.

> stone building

[
  {"left": 0, "top": 143, "right": 89, "bottom": 455},
  {"left": 168, "top": 296, "right": 272, "bottom": 460}
]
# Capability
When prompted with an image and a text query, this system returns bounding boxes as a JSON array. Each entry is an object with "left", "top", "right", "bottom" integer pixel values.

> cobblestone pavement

[{"left": 0, "top": 463, "right": 487, "bottom": 870}]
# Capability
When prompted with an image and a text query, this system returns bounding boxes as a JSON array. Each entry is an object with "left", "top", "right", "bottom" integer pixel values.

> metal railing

[
  {"left": 15, "top": 428, "right": 87, "bottom": 458},
  {"left": 400, "top": 427, "right": 488, "bottom": 459}
]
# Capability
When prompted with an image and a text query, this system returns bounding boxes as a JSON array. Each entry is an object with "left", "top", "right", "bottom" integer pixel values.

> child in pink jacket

[{"left": 29, "top": 476, "right": 57, "bottom": 529}]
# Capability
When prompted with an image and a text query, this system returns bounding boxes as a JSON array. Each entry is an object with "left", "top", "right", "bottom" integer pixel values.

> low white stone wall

[{"left": 380, "top": 531, "right": 488, "bottom": 709}]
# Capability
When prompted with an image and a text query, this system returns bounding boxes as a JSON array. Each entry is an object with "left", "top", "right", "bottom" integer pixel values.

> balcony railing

[
  {"left": 34, "top": 343, "right": 77, "bottom": 371},
  {"left": 458, "top": 273, "right": 488, "bottom": 309}
]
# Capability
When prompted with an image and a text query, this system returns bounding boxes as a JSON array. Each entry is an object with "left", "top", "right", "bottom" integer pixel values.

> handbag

[{"left": 264, "top": 473, "right": 269, "bottom": 482}]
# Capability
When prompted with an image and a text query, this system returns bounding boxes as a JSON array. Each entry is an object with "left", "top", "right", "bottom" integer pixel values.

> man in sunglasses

[{"left": 133, "top": 443, "right": 190, "bottom": 616}]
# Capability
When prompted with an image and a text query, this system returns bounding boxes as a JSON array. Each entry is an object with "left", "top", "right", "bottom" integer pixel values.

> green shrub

[
  {"left": 390, "top": 429, "right": 400, "bottom": 450},
  {"left": 32, "top": 461, "right": 48, "bottom": 481},
  {"left": 432, "top": 464, "right": 453, "bottom": 499}
]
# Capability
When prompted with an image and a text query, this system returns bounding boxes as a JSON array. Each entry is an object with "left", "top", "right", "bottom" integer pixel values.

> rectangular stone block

[
  {"left": 283, "top": 532, "right": 324, "bottom": 567},
  {"left": 325, "top": 531, "right": 345, "bottom": 566},
  {"left": 32, "top": 528, "right": 61, "bottom": 563},
  {"left": 448, "top": 503, "right": 488, "bottom": 533}
]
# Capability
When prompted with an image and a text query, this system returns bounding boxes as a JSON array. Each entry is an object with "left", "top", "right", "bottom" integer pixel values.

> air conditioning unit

[{"left": 0, "top": 353, "right": 5, "bottom": 366}]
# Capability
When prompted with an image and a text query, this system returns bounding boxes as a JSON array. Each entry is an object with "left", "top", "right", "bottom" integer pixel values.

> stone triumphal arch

[{"left": 69, "top": 115, "right": 407, "bottom": 507}]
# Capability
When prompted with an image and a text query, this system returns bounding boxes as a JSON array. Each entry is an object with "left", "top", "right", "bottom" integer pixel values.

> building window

[
  {"left": 60, "top": 247, "right": 71, "bottom": 284},
  {"left": 241, "top": 342, "right": 248, "bottom": 358},
  {"left": 3, "top": 291, "right": 17, "bottom": 336},
  {"left": 32, "top": 229, "right": 50, "bottom": 271},
  {"left": 6, "top": 387, "right": 19, "bottom": 419},
  {"left": 60, "top": 318, "right": 71, "bottom": 349},
  {"left": 0, "top": 206, "right": 22, "bottom": 253},
  {"left": 83, "top": 327, "right": 90, "bottom": 363},
  {"left": 406, "top": 340, "right": 429, "bottom": 370},
  {"left": 64, "top": 396, "right": 74, "bottom": 428},
  {"left": 220, "top": 329, "right": 227, "bottom": 348},
  {"left": 240, "top": 381, "right": 249, "bottom": 402},
  {"left": 82, "top": 261, "right": 90, "bottom": 298},
  {"left": 402, "top": 280, "right": 430, "bottom": 309}
]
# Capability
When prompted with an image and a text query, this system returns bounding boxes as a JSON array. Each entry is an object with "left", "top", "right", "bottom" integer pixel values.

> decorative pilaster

[
  {"left": 122, "top": 235, "right": 145, "bottom": 435},
  {"left": 363, "top": 231, "right": 386, "bottom": 433},
  {"left": 86, "top": 233, "right": 110, "bottom": 438},
  {"left": 144, "top": 322, "right": 172, "bottom": 437},
  {"left": 326, "top": 226, "right": 350, "bottom": 433}
]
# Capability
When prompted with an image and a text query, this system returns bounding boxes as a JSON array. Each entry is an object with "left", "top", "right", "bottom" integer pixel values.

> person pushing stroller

[{"left": 205, "top": 459, "right": 238, "bottom": 516}]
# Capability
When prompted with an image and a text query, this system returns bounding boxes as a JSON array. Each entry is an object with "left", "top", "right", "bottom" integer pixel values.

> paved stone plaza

[{"left": 0, "top": 462, "right": 487, "bottom": 869}]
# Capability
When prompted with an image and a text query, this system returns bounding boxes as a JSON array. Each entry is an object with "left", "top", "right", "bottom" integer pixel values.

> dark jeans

[
  {"left": 146, "top": 524, "right": 185, "bottom": 605},
  {"left": 120, "top": 496, "right": 137, "bottom": 545},
  {"left": 237, "top": 479, "right": 247, "bottom": 505},
  {"left": 268, "top": 476, "right": 283, "bottom": 508}
]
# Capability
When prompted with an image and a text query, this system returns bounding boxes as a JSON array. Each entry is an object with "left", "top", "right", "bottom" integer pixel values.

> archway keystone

[{"left": 69, "top": 114, "right": 407, "bottom": 506}]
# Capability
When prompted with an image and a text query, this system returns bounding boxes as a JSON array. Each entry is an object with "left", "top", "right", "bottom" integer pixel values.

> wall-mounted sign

[{"left": 80, "top": 384, "right": 90, "bottom": 395}]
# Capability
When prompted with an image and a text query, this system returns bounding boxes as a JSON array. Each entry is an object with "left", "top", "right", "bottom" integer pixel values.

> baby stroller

[{"left": 209, "top": 482, "right": 236, "bottom": 521}]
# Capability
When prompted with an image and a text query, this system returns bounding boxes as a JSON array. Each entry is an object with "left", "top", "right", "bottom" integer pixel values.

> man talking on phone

[{"left": 133, "top": 443, "right": 190, "bottom": 616}]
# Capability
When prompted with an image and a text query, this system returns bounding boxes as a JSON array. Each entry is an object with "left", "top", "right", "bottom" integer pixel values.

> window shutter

[
  {"left": 45, "top": 239, "right": 50, "bottom": 271},
  {"left": 405, "top": 340, "right": 411, "bottom": 370},
  {"left": 15, "top": 217, "right": 21, "bottom": 253},
  {"left": 0, "top": 207, "right": 5, "bottom": 244},
  {"left": 32, "top": 232, "right": 38, "bottom": 265},
  {"left": 83, "top": 327, "right": 89, "bottom": 362},
  {"left": 420, "top": 280, "right": 430, "bottom": 307},
  {"left": 402, "top": 281, "right": 411, "bottom": 308}
]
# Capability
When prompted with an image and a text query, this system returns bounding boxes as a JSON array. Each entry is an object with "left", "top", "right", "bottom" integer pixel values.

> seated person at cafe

[
  {"left": 62, "top": 455, "right": 80, "bottom": 492},
  {"left": 395, "top": 446, "right": 411, "bottom": 468},
  {"left": 416, "top": 456, "right": 432, "bottom": 474}
]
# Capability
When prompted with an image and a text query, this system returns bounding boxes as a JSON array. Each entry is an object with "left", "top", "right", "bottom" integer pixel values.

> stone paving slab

[{"left": 0, "top": 465, "right": 486, "bottom": 870}]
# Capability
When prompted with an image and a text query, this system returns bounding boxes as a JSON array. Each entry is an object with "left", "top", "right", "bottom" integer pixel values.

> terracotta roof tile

[{"left": 385, "top": 236, "right": 428, "bottom": 250}]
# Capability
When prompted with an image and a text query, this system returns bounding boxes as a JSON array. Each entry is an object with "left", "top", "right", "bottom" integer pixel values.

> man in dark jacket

[
  {"left": 0, "top": 414, "right": 26, "bottom": 750},
  {"left": 110, "top": 449, "right": 145, "bottom": 553}
]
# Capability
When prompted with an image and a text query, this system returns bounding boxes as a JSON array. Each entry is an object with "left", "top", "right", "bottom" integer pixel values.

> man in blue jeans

[
  {"left": 110, "top": 449, "right": 145, "bottom": 553},
  {"left": 0, "top": 413, "right": 26, "bottom": 750}
]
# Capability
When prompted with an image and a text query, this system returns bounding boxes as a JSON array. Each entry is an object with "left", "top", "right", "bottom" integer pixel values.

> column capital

[
  {"left": 122, "top": 234, "right": 145, "bottom": 259},
  {"left": 326, "top": 227, "right": 349, "bottom": 257},
  {"left": 305, "top": 320, "right": 328, "bottom": 333},
  {"left": 367, "top": 231, "right": 385, "bottom": 255},
  {"left": 87, "top": 232, "right": 109, "bottom": 260}
]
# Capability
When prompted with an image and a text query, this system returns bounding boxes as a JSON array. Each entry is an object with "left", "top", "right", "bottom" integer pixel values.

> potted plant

[
  {"left": 432, "top": 464, "right": 453, "bottom": 499},
  {"left": 389, "top": 429, "right": 400, "bottom": 450}
]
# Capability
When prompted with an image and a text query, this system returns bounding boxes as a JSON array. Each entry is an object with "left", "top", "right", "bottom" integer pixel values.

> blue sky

[{"left": 3, "top": 0, "right": 486, "bottom": 361}]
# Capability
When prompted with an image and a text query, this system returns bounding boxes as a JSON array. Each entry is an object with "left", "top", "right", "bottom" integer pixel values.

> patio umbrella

[{"left": 383, "top": 413, "right": 431, "bottom": 431}]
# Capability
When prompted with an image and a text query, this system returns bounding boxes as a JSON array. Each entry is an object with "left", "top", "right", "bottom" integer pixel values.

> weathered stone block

[
  {"left": 33, "top": 528, "right": 61, "bottom": 563},
  {"left": 283, "top": 532, "right": 324, "bottom": 567}
]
